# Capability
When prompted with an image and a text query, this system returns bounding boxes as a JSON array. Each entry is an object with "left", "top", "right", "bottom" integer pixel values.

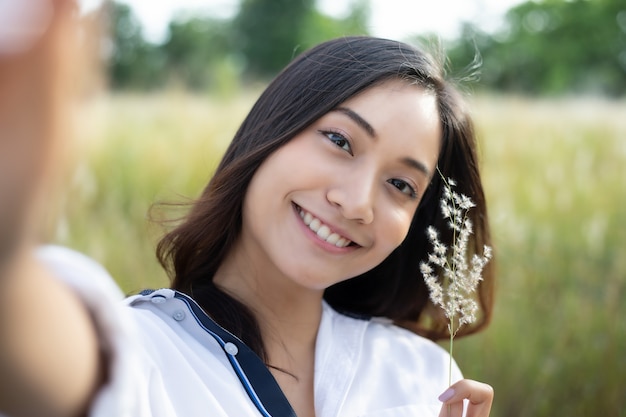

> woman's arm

[
  {"left": 0, "top": 255, "right": 103, "bottom": 417},
  {"left": 0, "top": 1, "right": 104, "bottom": 416}
]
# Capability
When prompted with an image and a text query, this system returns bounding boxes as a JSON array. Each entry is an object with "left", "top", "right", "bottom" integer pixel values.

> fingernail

[{"left": 438, "top": 387, "right": 455, "bottom": 402}]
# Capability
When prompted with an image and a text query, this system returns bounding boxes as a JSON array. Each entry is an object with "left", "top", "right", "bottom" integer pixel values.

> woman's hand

[{"left": 438, "top": 379, "right": 494, "bottom": 417}]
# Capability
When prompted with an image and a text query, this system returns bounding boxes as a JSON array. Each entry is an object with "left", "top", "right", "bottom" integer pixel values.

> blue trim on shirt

[{"left": 140, "top": 289, "right": 297, "bottom": 417}]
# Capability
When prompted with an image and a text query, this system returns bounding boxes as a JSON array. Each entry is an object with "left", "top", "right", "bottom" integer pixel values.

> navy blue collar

[{"left": 141, "top": 289, "right": 298, "bottom": 417}]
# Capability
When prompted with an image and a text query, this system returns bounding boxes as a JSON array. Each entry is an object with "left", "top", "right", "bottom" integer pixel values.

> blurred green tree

[
  {"left": 162, "top": 15, "right": 236, "bottom": 90},
  {"left": 106, "top": 0, "right": 370, "bottom": 89},
  {"left": 233, "top": 0, "right": 316, "bottom": 78},
  {"left": 233, "top": 0, "right": 369, "bottom": 79},
  {"left": 301, "top": 0, "right": 369, "bottom": 49},
  {"left": 444, "top": 0, "right": 626, "bottom": 96},
  {"left": 106, "top": 2, "right": 165, "bottom": 89}
]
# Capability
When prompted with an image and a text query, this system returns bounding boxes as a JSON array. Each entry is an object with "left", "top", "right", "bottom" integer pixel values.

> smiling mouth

[{"left": 294, "top": 205, "right": 354, "bottom": 248}]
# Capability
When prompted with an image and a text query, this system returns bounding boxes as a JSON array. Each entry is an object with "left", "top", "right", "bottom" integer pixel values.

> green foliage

[
  {"left": 233, "top": 0, "right": 369, "bottom": 78},
  {"left": 54, "top": 92, "right": 626, "bottom": 415},
  {"left": 106, "top": 0, "right": 625, "bottom": 95},
  {"left": 106, "top": 2, "right": 166, "bottom": 89},
  {"left": 105, "top": 0, "right": 369, "bottom": 89},
  {"left": 444, "top": 0, "right": 626, "bottom": 95},
  {"left": 162, "top": 15, "right": 237, "bottom": 90},
  {"left": 234, "top": 0, "right": 315, "bottom": 77},
  {"left": 301, "top": 0, "right": 370, "bottom": 49}
]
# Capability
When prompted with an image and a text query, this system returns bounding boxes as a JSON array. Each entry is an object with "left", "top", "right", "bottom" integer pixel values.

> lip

[{"left": 292, "top": 203, "right": 361, "bottom": 253}]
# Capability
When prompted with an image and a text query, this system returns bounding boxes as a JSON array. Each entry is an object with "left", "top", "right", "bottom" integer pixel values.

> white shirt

[{"left": 32, "top": 246, "right": 462, "bottom": 417}]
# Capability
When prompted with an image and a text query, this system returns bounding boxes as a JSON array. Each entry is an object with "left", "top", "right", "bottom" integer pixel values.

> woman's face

[{"left": 239, "top": 80, "right": 441, "bottom": 291}]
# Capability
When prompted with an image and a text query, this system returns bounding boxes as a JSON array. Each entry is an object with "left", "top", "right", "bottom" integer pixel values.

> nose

[{"left": 326, "top": 169, "right": 375, "bottom": 224}]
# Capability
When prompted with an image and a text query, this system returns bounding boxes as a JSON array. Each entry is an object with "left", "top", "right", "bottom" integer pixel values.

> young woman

[{"left": 0, "top": 2, "right": 494, "bottom": 416}]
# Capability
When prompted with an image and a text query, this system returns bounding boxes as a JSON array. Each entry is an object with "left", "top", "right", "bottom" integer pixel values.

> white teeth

[
  {"left": 334, "top": 238, "right": 351, "bottom": 248},
  {"left": 297, "top": 206, "right": 352, "bottom": 247},
  {"left": 317, "top": 225, "right": 331, "bottom": 240},
  {"left": 309, "top": 218, "right": 321, "bottom": 233},
  {"left": 326, "top": 233, "right": 340, "bottom": 245}
]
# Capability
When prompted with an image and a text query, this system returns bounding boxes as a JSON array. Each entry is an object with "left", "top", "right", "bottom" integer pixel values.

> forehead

[
  {"left": 341, "top": 79, "right": 438, "bottom": 116},
  {"left": 341, "top": 79, "right": 440, "bottom": 138}
]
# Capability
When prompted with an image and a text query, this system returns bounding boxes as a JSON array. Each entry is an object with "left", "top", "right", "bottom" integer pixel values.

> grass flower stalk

[{"left": 420, "top": 171, "right": 492, "bottom": 407}]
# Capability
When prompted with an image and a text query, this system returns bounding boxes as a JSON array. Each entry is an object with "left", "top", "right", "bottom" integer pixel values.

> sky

[{"left": 119, "top": 0, "right": 527, "bottom": 43}]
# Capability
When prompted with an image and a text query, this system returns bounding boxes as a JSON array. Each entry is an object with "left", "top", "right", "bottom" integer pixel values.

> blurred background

[{"left": 53, "top": 0, "right": 625, "bottom": 415}]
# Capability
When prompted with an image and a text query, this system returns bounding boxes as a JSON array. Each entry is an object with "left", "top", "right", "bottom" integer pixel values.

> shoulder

[
  {"left": 324, "top": 302, "right": 452, "bottom": 367},
  {"left": 37, "top": 245, "right": 125, "bottom": 298},
  {"left": 35, "top": 248, "right": 263, "bottom": 416},
  {"left": 368, "top": 317, "right": 449, "bottom": 361},
  {"left": 36, "top": 246, "right": 150, "bottom": 416},
  {"left": 362, "top": 317, "right": 460, "bottom": 385},
  {"left": 326, "top": 304, "right": 459, "bottom": 385},
  {"left": 318, "top": 304, "right": 462, "bottom": 415}
]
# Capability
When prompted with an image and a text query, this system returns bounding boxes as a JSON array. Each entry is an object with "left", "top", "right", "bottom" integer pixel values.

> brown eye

[
  {"left": 387, "top": 178, "right": 417, "bottom": 199},
  {"left": 321, "top": 130, "right": 353, "bottom": 155}
]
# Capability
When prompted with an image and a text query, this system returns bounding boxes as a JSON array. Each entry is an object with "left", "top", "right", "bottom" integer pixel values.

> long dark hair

[{"left": 157, "top": 36, "right": 494, "bottom": 360}]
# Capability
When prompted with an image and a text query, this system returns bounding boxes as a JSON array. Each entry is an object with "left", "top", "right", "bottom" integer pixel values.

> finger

[
  {"left": 438, "top": 400, "right": 464, "bottom": 417},
  {"left": 438, "top": 379, "right": 494, "bottom": 417}
]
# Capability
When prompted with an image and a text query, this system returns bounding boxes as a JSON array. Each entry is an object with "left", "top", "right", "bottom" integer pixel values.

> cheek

[{"left": 377, "top": 209, "right": 415, "bottom": 252}]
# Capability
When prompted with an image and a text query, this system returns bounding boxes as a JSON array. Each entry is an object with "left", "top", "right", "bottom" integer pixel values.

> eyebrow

[
  {"left": 333, "top": 106, "right": 432, "bottom": 177},
  {"left": 401, "top": 157, "right": 431, "bottom": 177},
  {"left": 334, "top": 106, "right": 377, "bottom": 138}
]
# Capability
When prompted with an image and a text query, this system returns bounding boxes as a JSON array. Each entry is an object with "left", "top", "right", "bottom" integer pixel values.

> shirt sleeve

[{"left": 36, "top": 245, "right": 147, "bottom": 417}]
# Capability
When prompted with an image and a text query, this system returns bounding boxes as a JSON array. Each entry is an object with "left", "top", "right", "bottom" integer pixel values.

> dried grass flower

[{"left": 420, "top": 171, "right": 492, "bottom": 395}]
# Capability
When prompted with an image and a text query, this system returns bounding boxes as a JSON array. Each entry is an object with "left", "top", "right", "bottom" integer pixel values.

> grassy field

[{"left": 51, "top": 91, "right": 625, "bottom": 416}]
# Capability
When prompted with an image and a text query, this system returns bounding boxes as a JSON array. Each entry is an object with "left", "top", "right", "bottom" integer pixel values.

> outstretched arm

[
  {"left": 0, "top": 257, "right": 103, "bottom": 417},
  {"left": 0, "top": 1, "right": 103, "bottom": 416}
]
